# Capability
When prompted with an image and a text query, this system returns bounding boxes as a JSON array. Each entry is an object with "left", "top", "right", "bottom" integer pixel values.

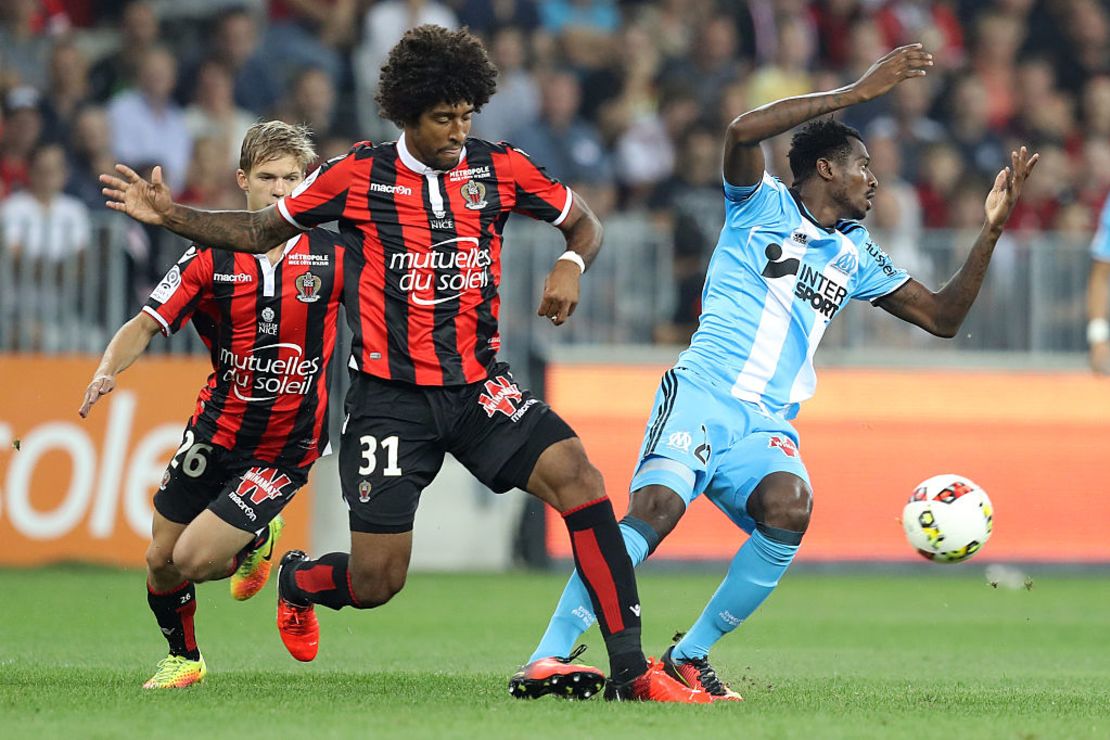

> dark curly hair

[
  {"left": 375, "top": 25, "right": 498, "bottom": 127},
  {"left": 788, "top": 118, "right": 863, "bottom": 184}
]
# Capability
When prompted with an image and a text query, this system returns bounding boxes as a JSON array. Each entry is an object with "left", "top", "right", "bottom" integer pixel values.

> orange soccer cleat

[
  {"left": 604, "top": 657, "right": 713, "bottom": 703},
  {"left": 508, "top": 645, "right": 606, "bottom": 700},
  {"left": 276, "top": 550, "right": 319, "bottom": 662},
  {"left": 661, "top": 643, "right": 743, "bottom": 702}
]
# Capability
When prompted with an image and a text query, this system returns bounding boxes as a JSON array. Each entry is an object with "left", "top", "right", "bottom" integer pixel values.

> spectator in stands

[
  {"left": 0, "top": 0, "right": 56, "bottom": 91},
  {"left": 509, "top": 70, "right": 612, "bottom": 188},
  {"left": 660, "top": 15, "right": 746, "bottom": 110},
  {"left": 914, "top": 141, "right": 964, "bottom": 228},
  {"left": 64, "top": 104, "right": 113, "bottom": 210},
  {"left": 969, "top": 11, "right": 1024, "bottom": 130},
  {"left": 183, "top": 60, "right": 254, "bottom": 169},
  {"left": 89, "top": 0, "right": 160, "bottom": 103},
  {"left": 107, "top": 46, "right": 192, "bottom": 193},
  {"left": 39, "top": 40, "right": 91, "bottom": 145},
  {"left": 178, "top": 136, "right": 240, "bottom": 209},
  {"left": 942, "top": 75, "right": 1006, "bottom": 181},
  {"left": 1, "top": 142, "right": 91, "bottom": 350},
  {"left": 456, "top": 0, "right": 541, "bottom": 38},
  {"left": 275, "top": 66, "right": 345, "bottom": 145},
  {"left": 470, "top": 26, "right": 540, "bottom": 141},
  {"left": 865, "top": 76, "right": 943, "bottom": 182},
  {"left": 539, "top": 0, "right": 619, "bottom": 70},
  {"left": 648, "top": 126, "right": 723, "bottom": 344},
  {"left": 0, "top": 86, "right": 43, "bottom": 197},
  {"left": 1080, "top": 75, "right": 1110, "bottom": 140},
  {"left": 186, "top": 8, "right": 281, "bottom": 117},
  {"left": 745, "top": 13, "right": 813, "bottom": 109},
  {"left": 263, "top": 0, "right": 356, "bottom": 91}
]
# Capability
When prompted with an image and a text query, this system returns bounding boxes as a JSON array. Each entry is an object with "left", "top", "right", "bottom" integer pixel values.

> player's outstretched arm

[
  {"left": 877, "top": 147, "right": 1040, "bottom": 337},
  {"left": 79, "top": 312, "right": 162, "bottom": 417},
  {"left": 723, "top": 44, "right": 933, "bottom": 187},
  {"left": 100, "top": 163, "right": 298, "bottom": 254},
  {"left": 1088, "top": 260, "right": 1110, "bottom": 374},
  {"left": 537, "top": 196, "right": 603, "bottom": 326}
]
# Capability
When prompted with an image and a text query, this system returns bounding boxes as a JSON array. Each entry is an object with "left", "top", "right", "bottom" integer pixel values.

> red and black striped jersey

[
  {"left": 143, "top": 229, "right": 345, "bottom": 468},
  {"left": 276, "top": 134, "right": 573, "bottom": 386}
]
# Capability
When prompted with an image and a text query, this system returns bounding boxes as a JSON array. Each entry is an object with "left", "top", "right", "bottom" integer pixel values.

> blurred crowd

[{"left": 1, "top": 0, "right": 1108, "bottom": 339}]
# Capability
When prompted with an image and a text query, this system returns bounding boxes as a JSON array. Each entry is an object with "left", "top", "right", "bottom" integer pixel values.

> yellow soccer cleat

[
  {"left": 142, "top": 654, "right": 207, "bottom": 689},
  {"left": 230, "top": 515, "right": 285, "bottom": 601}
]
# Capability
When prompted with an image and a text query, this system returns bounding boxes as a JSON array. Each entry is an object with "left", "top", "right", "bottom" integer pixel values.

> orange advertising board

[
  {"left": 0, "top": 356, "right": 311, "bottom": 566},
  {"left": 546, "top": 364, "right": 1110, "bottom": 562}
]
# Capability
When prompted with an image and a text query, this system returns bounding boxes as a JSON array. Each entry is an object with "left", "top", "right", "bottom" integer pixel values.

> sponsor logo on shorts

[
  {"left": 159, "top": 469, "right": 171, "bottom": 490},
  {"left": 769, "top": 435, "right": 798, "bottom": 458},
  {"left": 358, "top": 479, "right": 372, "bottom": 503},
  {"left": 227, "top": 491, "right": 257, "bottom": 522},
  {"left": 478, "top": 375, "right": 523, "bottom": 418},
  {"left": 236, "top": 466, "right": 294, "bottom": 505}
]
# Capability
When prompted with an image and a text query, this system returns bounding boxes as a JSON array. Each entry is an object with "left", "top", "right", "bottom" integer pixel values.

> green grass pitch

[{"left": 1, "top": 565, "right": 1107, "bottom": 739}]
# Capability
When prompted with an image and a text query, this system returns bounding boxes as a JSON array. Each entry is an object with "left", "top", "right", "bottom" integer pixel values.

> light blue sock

[
  {"left": 672, "top": 529, "right": 799, "bottom": 662},
  {"left": 528, "top": 523, "right": 651, "bottom": 663}
]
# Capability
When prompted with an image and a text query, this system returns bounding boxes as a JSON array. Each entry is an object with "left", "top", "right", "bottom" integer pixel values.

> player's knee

[
  {"left": 750, "top": 473, "right": 812, "bottom": 535},
  {"left": 145, "top": 542, "right": 176, "bottom": 580},
  {"left": 171, "top": 544, "right": 223, "bottom": 583},
  {"left": 627, "top": 485, "right": 685, "bottom": 540},
  {"left": 349, "top": 564, "right": 407, "bottom": 608},
  {"left": 550, "top": 453, "right": 606, "bottom": 511}
]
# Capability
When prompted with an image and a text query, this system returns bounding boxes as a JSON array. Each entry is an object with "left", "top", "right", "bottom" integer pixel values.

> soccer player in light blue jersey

[
  {"left": 510, "top": 44, "right": 1039, "bottom": 701},
  {"left": 1087, "top": 193, "right": 1110, "bottom": 373}
]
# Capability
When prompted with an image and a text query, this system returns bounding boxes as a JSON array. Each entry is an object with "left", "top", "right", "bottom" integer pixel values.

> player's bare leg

[{"left": 520, "top": 438, "right": 708, "bottom": 702}]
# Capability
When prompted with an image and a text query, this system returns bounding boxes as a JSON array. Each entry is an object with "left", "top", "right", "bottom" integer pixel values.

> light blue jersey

[
  {"left": 678, "top": 173, "right": 910, "bottom": 419},
  {"left": 1093, "top": 194, "right": 1110, "bottom": 263}
]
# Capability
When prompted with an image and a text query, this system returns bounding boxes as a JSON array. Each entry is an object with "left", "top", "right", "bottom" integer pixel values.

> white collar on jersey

[{"left": 396, "top": 132, "right": 466, "bottom": 176}]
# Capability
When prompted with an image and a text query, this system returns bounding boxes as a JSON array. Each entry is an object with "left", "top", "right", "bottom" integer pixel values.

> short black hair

[
  {"left": 788, "top": 118, "right": 863, "bottom": 183},
  {"left": 375, "top": 25, "right": 498, "bottom": 127}
]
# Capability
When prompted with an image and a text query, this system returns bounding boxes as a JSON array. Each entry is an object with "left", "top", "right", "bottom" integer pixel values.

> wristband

[
  {"left": 1088, "top": 318, "right": 1110, "bottom": 345},
  {"left": 557, "top": 250, "right": 586, "bottom": 274}
]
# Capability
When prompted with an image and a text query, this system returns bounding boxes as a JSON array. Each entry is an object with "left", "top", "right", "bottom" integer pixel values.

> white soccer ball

[{"left": 902, "top": 474, "right": 993, "bottom": 563}]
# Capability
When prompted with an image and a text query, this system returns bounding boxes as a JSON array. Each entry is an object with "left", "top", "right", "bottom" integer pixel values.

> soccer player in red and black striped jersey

[
  {"left": 82, "top": 121, "right": 346, "bottom": 689},
  {"left": 100, "top": 26, "right": 707, "bottom": 702}
]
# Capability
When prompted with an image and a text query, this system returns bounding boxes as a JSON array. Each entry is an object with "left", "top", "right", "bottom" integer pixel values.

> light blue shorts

[{"left": 630, "top": 366, "right": 811, "bottom": 533}]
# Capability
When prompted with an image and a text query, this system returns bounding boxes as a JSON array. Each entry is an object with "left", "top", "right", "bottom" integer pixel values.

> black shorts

[
  {"left": 154, "top": 423, "right": 310, "bottom": 533},
  {"left": 339, "top": 363, "right": 575, "bottom": 534}
]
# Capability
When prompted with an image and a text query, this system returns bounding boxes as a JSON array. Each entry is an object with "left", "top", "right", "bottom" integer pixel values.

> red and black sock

[
  {"left": 146, "top": 580, "right": 200, "bottom": 661},
  {"left": 279, "top": 552, "right": 361, "bottom": 610},
  {"left": 563, "top": 497, "right": 648, "bottom": 683}
]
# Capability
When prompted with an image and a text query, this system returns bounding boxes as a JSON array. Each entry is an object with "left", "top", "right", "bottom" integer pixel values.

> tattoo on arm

[{"left": 163, "top": 204, "right": 299, "bottom": 253}]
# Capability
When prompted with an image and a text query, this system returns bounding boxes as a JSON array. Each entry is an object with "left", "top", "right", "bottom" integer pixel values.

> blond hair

[{"left": 239, "top": 120, "right": 316, "bottom": 174}]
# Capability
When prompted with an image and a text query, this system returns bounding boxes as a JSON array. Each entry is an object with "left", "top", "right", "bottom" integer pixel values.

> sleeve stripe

[
  {"left": 869, "top": 275, "right": 913, "bottom": 304},
  {"left": 276, "top": 197, "right": 309, "bottom": 231},
  {"left": 142, "top": 305, "right": 171, "bottom": 335},
  {"left": 552, "top": 188, "right": 574, "bottom": 226}
]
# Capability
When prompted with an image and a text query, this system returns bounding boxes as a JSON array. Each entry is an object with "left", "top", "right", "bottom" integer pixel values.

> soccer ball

[{"left": 902, "top": 474, "right": 993, "bottom": 563}]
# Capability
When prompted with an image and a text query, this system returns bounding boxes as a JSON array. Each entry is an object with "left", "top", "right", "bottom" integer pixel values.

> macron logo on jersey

[{"left": 370, "top": 182, "right": 413, "bottom": 196}]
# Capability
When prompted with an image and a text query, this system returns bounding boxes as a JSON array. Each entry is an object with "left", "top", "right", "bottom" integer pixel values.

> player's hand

[
  {"left": 984, "top": 146, "right": 1039, "bottom": 230},
  {"left": 1092, "top": 341, "right": 1110, "bottom": 375},
  {"left": 78, "top": 374, "right": 115, "bottom": 418},
  {"left": 850, "top": 44, "right": 933, "bottom": 102},
  {"left": 537, "top": 260, "right": 581, "bottom": 326},
  {"left": 100, "top": 164, "right": 174, "bottom": 226}
]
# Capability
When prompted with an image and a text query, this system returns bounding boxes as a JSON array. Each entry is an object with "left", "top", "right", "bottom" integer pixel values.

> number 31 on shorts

[{"left": 358, "top": 435, "right": 403, "bottom": 476}]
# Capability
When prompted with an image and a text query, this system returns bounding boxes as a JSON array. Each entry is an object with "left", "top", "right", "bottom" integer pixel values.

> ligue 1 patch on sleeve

[{"left": 150, "top": 265, "right": 182, "bottom": 303}]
